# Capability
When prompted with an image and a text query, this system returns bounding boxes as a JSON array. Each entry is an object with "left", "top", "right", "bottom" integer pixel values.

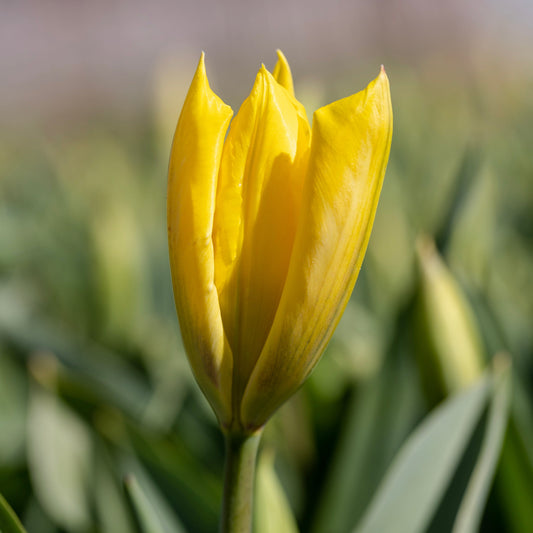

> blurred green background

[{"left": 1, "top": 1, "right": 532, "bottom": 532}]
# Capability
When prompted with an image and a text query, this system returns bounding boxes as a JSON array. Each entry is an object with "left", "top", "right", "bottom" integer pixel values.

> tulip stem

[{"left": 220, "top": 431, "right": 262, "bottom": 533}]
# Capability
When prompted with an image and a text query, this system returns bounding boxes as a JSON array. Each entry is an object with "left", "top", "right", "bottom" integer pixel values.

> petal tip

[
  {"left": 272, "top": 50, "right": 295, "bottom": 96},
  {"left": 377, "top": 64, "right": 390, "bottom": 86},
  {"left": 193, "top": 51, "right": 207, "bottom": 84},
  {"left": 257, "top": 63, "right": 274, "bottom": 84},
  {"left": 275, "top": 49, "right": 287, "bottom": 63}
]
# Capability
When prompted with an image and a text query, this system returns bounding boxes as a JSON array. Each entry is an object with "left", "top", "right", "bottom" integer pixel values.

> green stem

[{"left": 219, "top": 431, "right": 262, "bottom": 533}]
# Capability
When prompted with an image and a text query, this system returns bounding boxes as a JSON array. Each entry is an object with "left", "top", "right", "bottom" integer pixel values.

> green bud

[{"left": 415, "top": 237, "right": 485, "bottom": 403}]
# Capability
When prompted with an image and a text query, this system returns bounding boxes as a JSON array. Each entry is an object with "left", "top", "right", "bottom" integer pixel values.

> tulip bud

[
  {"left": 167, "top": 51, "right": 392, "bottom": 433},
  {"left": 415, "top": 237, "right": 485, "bottom": 402}
]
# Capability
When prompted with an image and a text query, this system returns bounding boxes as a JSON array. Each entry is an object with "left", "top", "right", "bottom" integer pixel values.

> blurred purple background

[{"left": 1, "top": 0, "right": 532, "bottom": 131}]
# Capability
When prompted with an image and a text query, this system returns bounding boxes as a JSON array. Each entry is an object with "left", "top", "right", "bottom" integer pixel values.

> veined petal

[
  {"left": 242, "top": 68, "right": 393, "bottom": 429},
  {"left": 167, "top": 53, "right": 234, "bottom": 426},
  {"left": 213, "top": 66, "right": 311, "bottom": 416},
  {"left": 272, "top": 50, "right": 295, "bottom": 97}
]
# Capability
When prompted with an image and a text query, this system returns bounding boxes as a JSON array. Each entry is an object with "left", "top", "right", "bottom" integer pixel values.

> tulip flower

[
  {"left": 168, "top": 50, "right": 391, "bottom": 533},
  {"left": 167, "top": 51, "right": 392, "bottom": 435}
]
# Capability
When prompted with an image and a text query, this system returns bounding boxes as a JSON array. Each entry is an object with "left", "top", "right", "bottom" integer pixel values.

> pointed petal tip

[
  {"left": 368, "top": 65, "right": 390, "bottom": 98},
  {"left": 181, "top": 51, "right": 232, "bottom": 122},
  {"left": 378, "top": 64, "right": 390, "bottom": 83},
  {"left": 258, "top": 63, "right": 273, "bottom": 81},
  {"left": 194, "top": 51, "right": 207, "bottom": 81},
  {"left": 276, "top": 49, "right": 287, "bottom": 62},
  {"left": 245, "top": 64, "right": 275, "bottom": 102},
  {"left": 272, "top": 49, "right": 295, "bottom": 96}
]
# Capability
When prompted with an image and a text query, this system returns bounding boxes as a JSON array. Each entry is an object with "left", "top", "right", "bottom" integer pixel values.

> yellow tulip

[{"left": 167, "top": 51, "right": 392, "bottom": 434}]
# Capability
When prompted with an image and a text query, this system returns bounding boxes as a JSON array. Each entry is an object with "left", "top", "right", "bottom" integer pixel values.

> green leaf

[
  {"left": 312, "top": 348, "right": 423, "bottom": 533},
  {"left": 452, "top": 360, "right": 510, "bottom": 532},
  {"left": 124, "top": 475, "right": 167, "bottom": 533},
  {"left": 0, "top": 353, "right": 26, "bottom": 465},
  {"left": 495, "top": 377, "right": 533, "bottom": 533},
  {"left": 27, "top": 386, "right": 92, "bottom": 532},
  {"left": 254, "top": 449, "right": 300, "bottom": 533},
  {"left": 354, "top": 374, "right": 492, "bottom": 533},
  {"left": 93, "top": 448, "right": 136, "bottom": 533},
  {"left": 0, "top": 302, "right": 152, "bottom": 420},
  {"left": 123, "top": 458, "right": 187, "bottom": 533},
  {"left": 127, "top": 426, "right": 221, "bottom": 533},
  {"left": 0, "top": 493, "right": 27, "bottom": 533}
]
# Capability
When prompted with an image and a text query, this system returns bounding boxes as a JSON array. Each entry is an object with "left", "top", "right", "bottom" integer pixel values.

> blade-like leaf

[
  {"left": 452, "top": 359, "right": 510, "bottom": 533},
  {"left": 254, "top": 449, "right": 300, "bottom": 533},
  {"left": 496, "top": 418, "right": 533, "bottom": 533},
  {"left": 124, "top": 475, "right": 167, "bottom": 533},
  {"left": 27, "top": 386, "right": 92, "bottom": 531},
  {"left": 355, "top": 374, "right": 492, "bottom": 533},
  {"left": 127, "top": 425, "right": 221, "bottom": 533},
  {"left": 94, "top": 448, "right": 135, "bottom": 533},
  {"left": 122, "top": 458, "right": 187, "bottom": 533},
  {"left": 0, "top": 493, "right": 28, "bottom": 533},
  {"left": 0, "top": 352, "right": 26, "bottom": 465},
  {"left": 312, "top": 347, "right": 422, "bottom": 533},
  {"left": 0, "top": 301, "right": 152, "bottom": 420}
]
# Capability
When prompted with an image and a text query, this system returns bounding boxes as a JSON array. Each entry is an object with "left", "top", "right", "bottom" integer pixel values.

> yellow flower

[{"left": 167, "top": 51, "right": 392, "bottom": 433}]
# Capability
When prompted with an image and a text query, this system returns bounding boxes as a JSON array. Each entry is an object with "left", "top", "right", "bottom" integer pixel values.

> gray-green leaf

[{"left": 355, "top": 367, "right": 508, "bottom": 533}]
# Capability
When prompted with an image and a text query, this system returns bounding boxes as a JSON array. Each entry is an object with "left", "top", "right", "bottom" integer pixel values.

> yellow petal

[
  {"left": 272, "top": 51, "right": 309, "bottom": 128},
  {"left": 242, "top": 68, "right": 393, "bottom": 429},
  {"left": 272, "top": 50, "right": 295, "bottom": 97},
  {"left": 167, "top": 53, "right": 234, "bottom": 426},
  {"left": 213, "top": 66, "right": 310, "bottom": 416}
]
